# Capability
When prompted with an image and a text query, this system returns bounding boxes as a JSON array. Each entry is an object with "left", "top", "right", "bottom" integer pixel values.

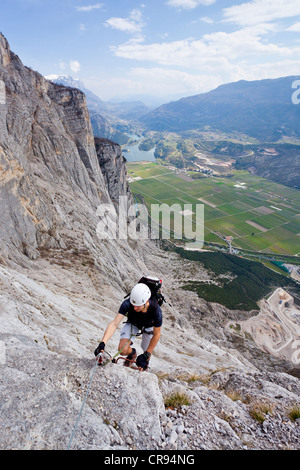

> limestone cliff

[
  {"left": 0, "top": 33, "right": 141, "bottom": 286},
  {"left": 95, "top": 137, "right": 132, "bottom": 208}
]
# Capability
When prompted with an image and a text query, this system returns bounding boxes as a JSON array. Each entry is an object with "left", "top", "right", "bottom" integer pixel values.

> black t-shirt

[{"left": 118, "top": 298, "right": 162, "bottom": 330}]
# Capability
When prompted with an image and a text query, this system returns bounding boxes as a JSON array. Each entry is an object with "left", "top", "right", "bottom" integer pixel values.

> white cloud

[
  {"left": 223, "top": 0, "right": 300, "bottom": 26},
  {"left": 103, "top": 0, "right": 300, "bottom": 99},
  {"left": 129, "top": 67, "right": 221, "bottom": 96},
  {"left": 111, "top": 23, "right": 295, "bottom": 69},
  {"left": 75, "top": 3, "right": 103, "bottom": 12},
  {"left": 130, "top": 58, "right": 300, "bottom": 99},
  {"left": 241, "top": 59, "right": 300, "bottom": 81},
  {"left": 108, "top": 16, "right": 300, "bottom": 99},
  {"left": 166, "top": 0, "right": 215, "bottom": 8},
  {"left": 88, "top": 55, "right": 300, "bottom": 101},
  {"left": 200, "top": 16, "right": 214, "bottom": 24},
  {"left": 84, "top": 67, "right": 221, "bottom": 100},
  {"left": 287, "top": 22, "right": 300, "bottom": 32},
  {"left": 105, "top": 9, "right": 145, "bottom": 34},
  {"left": 70, "top": 60, "right": 81, "bottom": 73}
]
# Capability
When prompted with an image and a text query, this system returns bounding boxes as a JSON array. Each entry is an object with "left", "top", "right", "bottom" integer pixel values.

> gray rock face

[
  {"left": 1, "top": 33, "right": 300, "bottom": 451},
  {"left": 0, "top": 33, "right": 109, "bottom": 265},
  {"left": 95, "top": 137, "right": 132, "bottom": 208},
  {"left": 0, "top": 33, "right": 141, "bottom": 285},
  {"left": 0, "top": 334, "right": 165, "bottom": 450}
]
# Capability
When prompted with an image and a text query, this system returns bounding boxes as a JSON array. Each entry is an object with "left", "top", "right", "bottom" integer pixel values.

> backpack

[
  {"left": 125, "top": 275, "right": 166, "bottom": 306},
  {"left": 138, "top": 276, "right": 165, "bottom": 306}
]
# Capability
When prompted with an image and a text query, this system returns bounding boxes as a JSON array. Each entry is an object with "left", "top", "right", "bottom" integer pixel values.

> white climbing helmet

[{"left": 130, "top": 283, "right": 151, "bottom": 306}]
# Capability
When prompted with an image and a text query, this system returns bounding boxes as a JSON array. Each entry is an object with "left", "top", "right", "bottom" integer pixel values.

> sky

[{"left": 1, "top": 0, "right": 300, "bottom": 104}]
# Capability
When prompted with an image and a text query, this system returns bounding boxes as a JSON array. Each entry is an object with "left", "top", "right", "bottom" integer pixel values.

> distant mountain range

[
  {"left": 46, "top": 75, "right": 152, "bottom": 120},
  {"left": 140, "top": 76, "right": 300, "bottom": 141},
  {"left": 45, "top": 75, "right": 152, "bottom": 144}
]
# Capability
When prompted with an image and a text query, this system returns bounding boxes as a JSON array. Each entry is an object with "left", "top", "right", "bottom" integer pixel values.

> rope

[
  {"left": 66, "top": 330, "right": 135, "bottom": 450},
  {"left": 66, "top": 358, "right": 99, "bottom": 450}
]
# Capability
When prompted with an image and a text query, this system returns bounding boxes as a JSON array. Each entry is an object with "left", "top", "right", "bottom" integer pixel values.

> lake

[{"left": 123, "top": 134, "right": 156, "bottom": 162}]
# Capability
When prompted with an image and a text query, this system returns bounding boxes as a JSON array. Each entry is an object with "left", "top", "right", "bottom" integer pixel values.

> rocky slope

[
  {"left": 0, "top": 33, "right": 300, "bottom": 452},
  {"left": 1, "top": 251, "right": 300, "bottom": 451}
]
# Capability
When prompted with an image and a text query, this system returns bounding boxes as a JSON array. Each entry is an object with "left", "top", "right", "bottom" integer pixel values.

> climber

[{"left": 94, "top": 283, "right": 162, "bottom": 371}]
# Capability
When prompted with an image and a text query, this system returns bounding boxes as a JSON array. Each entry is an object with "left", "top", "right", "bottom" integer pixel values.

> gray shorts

[{"left": 120, "top": 322, "right": 153, "bottom": 352}]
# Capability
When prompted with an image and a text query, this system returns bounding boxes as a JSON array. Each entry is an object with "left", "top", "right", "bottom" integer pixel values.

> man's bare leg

[{"left": 118, "top": 338, "right": 133, "bottom": 356}]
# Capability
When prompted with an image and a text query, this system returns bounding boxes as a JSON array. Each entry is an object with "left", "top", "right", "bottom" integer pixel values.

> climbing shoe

[{"left": 124, "top": 348, "right": 136, "bottom": 367}]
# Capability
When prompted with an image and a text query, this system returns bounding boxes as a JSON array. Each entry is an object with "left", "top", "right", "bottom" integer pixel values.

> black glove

[
  {"left": 94, "top": 341, "right": 105, "bottom": 357},
  {"left": 136, "top": 351, "right": 151, "bottom": 370}
]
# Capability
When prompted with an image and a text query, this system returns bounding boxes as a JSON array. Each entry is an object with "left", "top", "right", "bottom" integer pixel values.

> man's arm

[
  {"left": 102, "top": 313, "right": 124, "bottom": 345},
  {"left": 94, "top": 313, "right": 124, "bottom": 356}
]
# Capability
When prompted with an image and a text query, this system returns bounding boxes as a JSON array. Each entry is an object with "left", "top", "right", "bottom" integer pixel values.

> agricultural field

[{"left": 127, "top": 161, "right": 300, "bottom": 257}]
